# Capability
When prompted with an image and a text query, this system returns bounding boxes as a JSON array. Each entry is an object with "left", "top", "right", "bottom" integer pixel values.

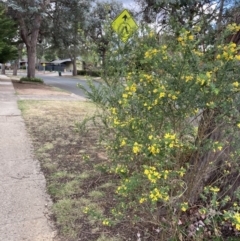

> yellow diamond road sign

[{"left": 111, "top": 9, "right": 138, "bottom": 43}]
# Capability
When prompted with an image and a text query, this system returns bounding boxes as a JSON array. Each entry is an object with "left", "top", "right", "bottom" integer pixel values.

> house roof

[
  {"left": 51, "top": 57, "right": 83, "bottom": 65},
  {"left": 51, "top": 58, "right": 72, "bottom": 65}
]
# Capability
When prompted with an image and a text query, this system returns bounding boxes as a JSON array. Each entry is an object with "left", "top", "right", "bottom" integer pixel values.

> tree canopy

[{"left": 0, "top": 4, "right": 18, "bottom": 63}]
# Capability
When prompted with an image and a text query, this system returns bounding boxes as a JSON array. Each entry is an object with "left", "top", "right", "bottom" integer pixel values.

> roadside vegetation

[
  {"left": 79, "top": 24, "right": 240, "bottom": 241},
  {"left": 19, "top": 76, "right": 44, "bottom": 84},
  {"left": 19, "top": 24, "right": 240, "bottom": 240},
  {"left": 13, "top": 0, "right": 240, "bottom": 240},
  {"left": 18, "top": 100, "right": 115, "bottom": 240}
]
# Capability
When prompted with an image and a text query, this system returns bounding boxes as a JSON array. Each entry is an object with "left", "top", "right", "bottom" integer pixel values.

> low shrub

[
  {"left": 77, "top": 70, "right": 86, "bottom": 75},
  {"left": 77, "top": 70, "right": 101, "bottom": 77},
  {"left": 20, "top": 76, "right": 44, "bottom": 84}
]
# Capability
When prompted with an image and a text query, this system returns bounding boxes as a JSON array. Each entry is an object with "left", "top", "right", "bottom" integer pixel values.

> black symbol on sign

[
  {"left": 118, "top": 22, "right": 130, "bottom": 37},
  {"left": 118, "top": 15, "right": 131, "bottom": 38},
  {"left": 122, "top": 14, "right": 128, "bottom": 21},
  {"left": 121, "top": 14, "right": 129, "bottom": 34}
]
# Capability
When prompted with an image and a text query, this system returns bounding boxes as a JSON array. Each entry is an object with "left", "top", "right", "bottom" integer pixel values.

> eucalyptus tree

[
  {"left": 50, "top": 0, "right": 93, "bottom": 76},
  {"left": 1, "top": 0, "right": 51, "bottom": 78}
]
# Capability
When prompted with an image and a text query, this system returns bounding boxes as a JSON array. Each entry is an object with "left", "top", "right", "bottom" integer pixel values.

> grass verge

[{"left": 18, "top": 100, "right": 119, "bottom": 241}]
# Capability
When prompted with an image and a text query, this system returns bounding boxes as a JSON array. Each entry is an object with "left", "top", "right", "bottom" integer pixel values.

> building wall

[{"left": 64, "top": 60, "right": 83, "bottom": 72}]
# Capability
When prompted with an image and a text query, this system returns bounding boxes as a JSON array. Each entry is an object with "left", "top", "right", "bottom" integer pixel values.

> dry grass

[{"left": 18, "top": 100, "right": 119, "bottom": 241}]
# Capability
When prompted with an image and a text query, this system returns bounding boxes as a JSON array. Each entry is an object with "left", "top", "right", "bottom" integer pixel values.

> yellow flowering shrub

[{"left": 82, "top": 24, "right": 240, "bottom": 240}]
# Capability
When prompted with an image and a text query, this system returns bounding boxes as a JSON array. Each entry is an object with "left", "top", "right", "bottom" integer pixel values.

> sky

[
  {"left": 119, "top": 0, "right": 137, "bottom": 9},
  {"left": 97, "top": 0, "right": 140, "bottom": 10}
]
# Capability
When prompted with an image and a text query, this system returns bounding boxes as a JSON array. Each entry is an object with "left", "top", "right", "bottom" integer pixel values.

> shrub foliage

[
  {"left": 20, "top": 76, "right": 44, "bottom": 84},
  {"left": 82, "top": 24, "right": 240, "bottom": 240}
]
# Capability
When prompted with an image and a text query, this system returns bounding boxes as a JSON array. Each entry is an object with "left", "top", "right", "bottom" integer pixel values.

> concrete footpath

[{"left": 0, "top": 75, "right": 57, "bottom": 240}]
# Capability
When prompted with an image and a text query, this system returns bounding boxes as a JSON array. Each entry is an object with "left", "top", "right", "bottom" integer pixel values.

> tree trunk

[
  {"left": 72, "top": 56, "right": 77, "bottom": 76},
  {"left": 1, "top": 63, "right": 5, "bottom": 74},
  {"left": 183, "top": 28, "right": 240, "bottom": 205},
  {"left": 184, "top": 109, "right": 223, "bottom": 204},
  {"left": 13, "top": 59, "right": 18, "bottom": 76},
  {"left": 27, "top": 45, "right": 37, "bottom": 78}
]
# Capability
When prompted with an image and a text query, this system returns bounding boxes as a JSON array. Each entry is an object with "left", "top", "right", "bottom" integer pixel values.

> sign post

[
  {"left": 111, "top": 9, "right": 138, "bottom": 43},
  {"left": 43, "top": 63, "right": 46, "bottom": 74}
]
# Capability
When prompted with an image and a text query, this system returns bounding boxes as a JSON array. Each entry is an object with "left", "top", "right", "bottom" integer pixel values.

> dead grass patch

[
  {"left": 13, "top": 82, "right": 70, "bottom": 95},
  {"left": 18, "top": 100, "right": 125, "bottom": 241}
]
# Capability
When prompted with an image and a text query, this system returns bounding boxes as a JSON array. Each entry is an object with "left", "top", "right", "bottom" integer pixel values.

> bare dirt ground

[{"left": 13, "top": 81, "right": 70, "bottom": 96}]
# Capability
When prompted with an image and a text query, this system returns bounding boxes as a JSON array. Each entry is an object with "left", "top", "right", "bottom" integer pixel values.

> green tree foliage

[
  {"left": 135, "top": 0, "right": 240, "bottom": 44},
  {"left": 50, "top": 0, "right": 93, "bottom": 76},
  {"left": 0, "top": 4, "right": 17, "bottom": 63},
  {"left": 2, "top": 0, "right": 51, "bottom": 78},
  {"left": 86, "top": 1, "right": 124, "bottom": 70}
]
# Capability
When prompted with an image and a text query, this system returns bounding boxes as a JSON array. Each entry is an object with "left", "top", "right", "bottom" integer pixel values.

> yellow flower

[
  {"left": 144, "top": 166, "right": 161, "bottom": 183},
  {"left": 159, "top": 92, "right": 165, "bottom": 98},
  {"left": 122, "top": 93, "right": 128, "bottom": 98},
  {"left": 206, "top": 71, "right": 212, "bottom": 78},
  {"left": 169, "top": 143, "right": 174, "bottom": 148},
  {"left": 177, "top": 36, "right": 183, "bottom": 42},
  {"left": 185, "top": 75, "right": 193, "bottom": 82},
  {"left": 164, "top": 133, "right": 176, "bottom": 140},
  {"left": 83, "top": 207, "right": 89, "bottom": 214},
  {"left": 114, "top": 118, "right": 120, "bottom": 125},
  {"left": 233, "top": 213, "right": 240, "bottom": 230},
  {"left": 209, "top": 186, "right": 220, "bottom": 193},
  {"left": 148, "top": 135, "right": 153, "bottom": 140},
  {"left": 233, "top": 82, "right": 239, "bottom": 87},
  {"left": 139, "top": 197, "right": 146, "bottom": 204},
  {"left": 163, "top": 170, "right": 169, "bottom": 179},
  {"left": 227, "top": 23, "right": 240, "bottom": 32},
  {"left": 111, "top": 108, "right": 117, "bottom": 115},
  {"left": 188, "top": 35, "right": 194, "bottom": 40},
  {"left": 102, "top": 219, "right": 110, "bottom": 226},
  {"left": 132, "top": 142, "right": 141, "bottom": 154},
  {"left": 237, "top": 123, "right": 240, "bottom": 128},
  {"left": 120, "top": 139, "right": 126, "bottom": 147},
  {"left": 206, "top": 101, "right": 214, "bottom": 107},
  {"left": 149, "top": 188, "right": 163, "bottom": 202},
  {"left": 194, "top": 26, "right": 201, "bottom": 32},
  {"left": 148, "top": 145, "right": 160, "bottom": 155},
  {"left": 217, "top": 145, "right": 223, "bottom": 151},
  {"left": 235, "top": 55, "right": 240, "bottom": 61},
  {"left": 181, "top": 202, "right": 189, "bottom": 212},
  {"left": 162, "top": 45, "right": 167, "bottom": 50},
  {"left": 130, "top": 83, "right": 137, "bottom": 92},
  {"left": 178, "top": 167, "right": 186, "bottom": 177},
  {"left": 199, "top": 208, "right": 206, "bottom": 215}
]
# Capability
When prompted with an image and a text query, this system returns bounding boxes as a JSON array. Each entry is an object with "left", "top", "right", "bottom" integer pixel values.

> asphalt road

[{"left": 36, "top": 73, "right": 100, "bottom": 97}]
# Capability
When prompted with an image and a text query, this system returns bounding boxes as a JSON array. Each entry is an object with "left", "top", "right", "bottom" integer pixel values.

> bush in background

[{"left": 77, "top": 70, "right": 101, "bottom": 77}]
